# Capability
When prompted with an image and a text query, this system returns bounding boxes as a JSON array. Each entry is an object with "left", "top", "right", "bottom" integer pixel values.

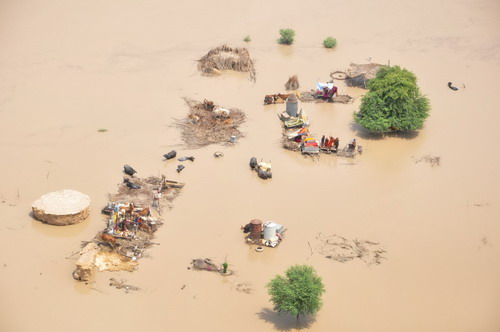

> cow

[
  {"left": 99, "top": 233, "right": 117, "bottom": 247},
  {"left": 263, "top": 93, "right": 293, "bottom": 105}
]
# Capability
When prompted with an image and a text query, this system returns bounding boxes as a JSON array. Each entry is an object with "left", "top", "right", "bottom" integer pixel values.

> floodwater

[{"left": 1, "top": 0, "right": 499, "bottom": 331}]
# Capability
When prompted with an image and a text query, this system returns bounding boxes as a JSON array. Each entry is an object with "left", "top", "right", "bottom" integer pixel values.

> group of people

[
  {"left": 321, "top": 86, "right": 338, "bottom": 101},
  {"left": 320, "top": 135, "right": 340, "bottom": 150}
]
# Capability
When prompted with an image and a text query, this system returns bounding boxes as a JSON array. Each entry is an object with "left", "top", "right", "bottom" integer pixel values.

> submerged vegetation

[
  {"left": 354, "top": 66, "right": 430, "bottom": 133},
  {"left": 278, "top": 28, "right": 295, "bottom": 45},
  {"left": 323, "top": 36, "right": 337, "bottom": 48}
]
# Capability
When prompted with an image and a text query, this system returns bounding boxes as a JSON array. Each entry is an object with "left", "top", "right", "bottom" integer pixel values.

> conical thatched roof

[{"left": 198, "top": 44, "right": 256, "bottom": 81}]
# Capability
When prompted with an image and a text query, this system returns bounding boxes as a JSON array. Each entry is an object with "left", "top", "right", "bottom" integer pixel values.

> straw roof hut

[{"left": 198, "top": 44, "right": 256, "bottom": 81}]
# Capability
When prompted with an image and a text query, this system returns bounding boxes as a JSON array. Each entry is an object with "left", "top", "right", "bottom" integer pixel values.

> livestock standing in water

[
  {"left": 124, "top": 178, "right": 141, "bottom": 189},
  {"left": 164, "top": 150, "right": 177, "bottom": 160},
  {"left": 123, "top": 164, "right": 137, "bottom": 177}
]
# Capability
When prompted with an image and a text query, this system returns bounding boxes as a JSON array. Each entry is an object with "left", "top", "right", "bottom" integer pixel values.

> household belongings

[{"left": 242, "top": 220, "right": 285, "bottom": 247}]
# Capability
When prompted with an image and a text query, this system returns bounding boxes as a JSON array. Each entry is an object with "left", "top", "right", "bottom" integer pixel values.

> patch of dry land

[{"left": 0, "top": 1, "right": 499, "bottom": 331}]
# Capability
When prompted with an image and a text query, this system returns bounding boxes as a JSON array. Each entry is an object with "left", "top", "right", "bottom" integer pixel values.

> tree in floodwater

[
  {"left": 266, "top": 265, "right": 325, "bottom": 320},
  {"left": 354, "top": 65, "right": 430, "bottom": 133}
]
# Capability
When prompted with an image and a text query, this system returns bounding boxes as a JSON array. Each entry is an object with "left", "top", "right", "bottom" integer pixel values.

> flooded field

[{"left": 0, "top": 0, "right": 499, "bottom": 331}]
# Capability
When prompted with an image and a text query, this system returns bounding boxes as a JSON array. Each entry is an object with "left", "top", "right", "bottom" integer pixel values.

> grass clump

[
  {"left": 243, "top": 35, "right": 251, "bottom": 42},
  {"left": 323, "top": 36, "right": 337, "bottom": 48},
  {"left": 278, "top": 28, "right": 295, "bottom": 45},
  {"left": 97, "top": 128, "right": 108, "bottom": 133}
]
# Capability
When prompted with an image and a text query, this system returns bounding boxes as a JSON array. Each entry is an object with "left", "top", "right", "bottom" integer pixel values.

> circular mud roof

[{"left": 32, "top": 189, "right": 91, "bottom": 226}]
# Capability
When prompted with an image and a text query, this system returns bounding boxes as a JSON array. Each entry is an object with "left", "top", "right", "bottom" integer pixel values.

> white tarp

[{"left": 316, "top": 82, "right": 334, "bottom": 91}]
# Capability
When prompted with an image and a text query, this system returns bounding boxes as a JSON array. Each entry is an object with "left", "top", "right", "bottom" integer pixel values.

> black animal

[
  {"left": 123, "top": 164, "right": 137, "bottom": 176},
  {"left": 177, "top": 165, "right": 185, "bottom": 173},
  {"left": 249, "top": 157, "right": 257, "bottom": 169},
  {"left": 124, "top": 178, "right": 141, "bottom": 189},
  {"left": 178, "top": 156, "right": 195, "bottom": 162},
  {"left": 164, "top": 150, "right": 177, "bottom": 160},
  {"left": 258, "top": 169, "right": 272, "bottom": 180},
  {"left": 448, "top": 82, "right": 458, "bottom": 91}
]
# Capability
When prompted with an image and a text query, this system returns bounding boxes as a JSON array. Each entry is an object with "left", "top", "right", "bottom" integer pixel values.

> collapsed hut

[
  {"left": 331, "top": 63, "right": 385, "bottom": 88},
  {"left": 176, "top": 98, "right": 246, "bottom": 148},
  {"left": 198, "top": 44, "right": 256, "bottom": 81},
  {"left": 72, "top": 176, "right": 184, "bottom": 282}
]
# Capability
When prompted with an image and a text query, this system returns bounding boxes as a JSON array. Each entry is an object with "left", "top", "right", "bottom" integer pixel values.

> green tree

[
  {"left": 354, "top": 65, "right": 430, "bottom": 133},
  {"left": 278, "top": 28, "right": 296, "bottom": 45},
  {"left": 267, "top": 265, "right": 325, "bottom": 320}
]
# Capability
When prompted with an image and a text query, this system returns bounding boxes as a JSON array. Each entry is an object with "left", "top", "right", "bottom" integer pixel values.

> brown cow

[
  {"left": 134, "top": 206, "right": 151, "bottom": 217},
  {"left": 99, "top": 233, "right": 117, "bottom": 247},
  {"left": 118, "top": 203, "right": 134, "bottom": 215},
  {"left": 263, "top": 93, "right": 293, "bottom": 105}
]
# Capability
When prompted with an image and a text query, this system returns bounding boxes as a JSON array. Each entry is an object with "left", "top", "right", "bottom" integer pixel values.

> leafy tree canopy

[
  {"left": 354, "top": 65, "right": 430, "bottom": 133},
  {"left": 267, "top": 265, "right": 325, "bottom": 319}
]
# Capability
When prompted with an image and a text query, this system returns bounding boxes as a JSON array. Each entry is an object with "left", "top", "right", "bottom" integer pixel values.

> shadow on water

[
  {"left": 257, "top": 308, "right": 316, "bottom": 331},
  {"left": 350, "top": 122, "right": 420, "bottom": 140}
]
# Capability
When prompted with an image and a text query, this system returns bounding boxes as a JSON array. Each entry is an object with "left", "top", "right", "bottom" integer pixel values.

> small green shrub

[
  {"left": 97, "top": 128, "right": 108, "bottom": 133},
  {"left": 243, "top": 35, "right": 251, "bottom": 42},
  {"left": 278, "top": 28, "right": 295, "bottom": 45},
  {"left": 222, "top": 262, "right": 228, "bottom": 273},
  {"left": 323, "top": 36, "right": 337, "bottom": 49}
]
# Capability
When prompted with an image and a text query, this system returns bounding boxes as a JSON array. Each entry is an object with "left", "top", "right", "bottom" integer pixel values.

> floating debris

[
  {"left": 314, "top": 233, "right": 386, "bottom": 266},
  {"left": 109, "top": 278, "right": 140, "bottom": 292},
  {"left": 414, "top": 154, "right": 441, "bottom": 167},
  {"left": 175, "top": 98, "right": 245, "bottom": 148}
]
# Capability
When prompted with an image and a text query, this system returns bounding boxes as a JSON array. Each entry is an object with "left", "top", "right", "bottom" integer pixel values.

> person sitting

[
  {"left": 322, "top": 87, "right": 329, "bottom": 100},
  {"left": 348, "top": 139, "right": 357, "bottom": 151},
  {"left": 330, "top": 86, "right": 338, "bottom": 100},
  {"left": 327, "top": 136, "right": 334, "bottom": 149}
]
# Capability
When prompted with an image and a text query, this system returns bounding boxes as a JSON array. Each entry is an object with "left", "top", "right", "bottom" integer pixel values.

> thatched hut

[
  {"left": 333, "top": 63, "right": 384, "bottom": 88},
  {"left": 198, "top": 45, "right": 256, "bottom": 81}
]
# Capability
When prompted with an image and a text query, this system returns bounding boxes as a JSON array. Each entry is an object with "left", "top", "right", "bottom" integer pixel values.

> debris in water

[
  {"left": 109, "top": 278, "right": 140, "bottom": 292},
  {"left": 314, "top": 233, "right": 387, "bottom": 266},
  {"left": 414, "top": 154, "right": 441, "bottom": 167}
]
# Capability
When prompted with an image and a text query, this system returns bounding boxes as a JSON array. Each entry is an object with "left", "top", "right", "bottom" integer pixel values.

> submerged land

[{"left": 1, "top": 0, "right": 500, "bottom": 331}]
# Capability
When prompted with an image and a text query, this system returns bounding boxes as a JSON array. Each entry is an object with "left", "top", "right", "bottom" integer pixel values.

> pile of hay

[
  {"left": 198, "top": 44, "right": 256, "bottom": 81},
  {"left": 331, "top": 63, "right": 385, "bottom": 88},
  {"left": 285, "top": 75, "right": 300, "bottom": 90},
  {"left": 176, "top": 98, "right": 246, "bottom": 148},
  {"left": 111, "top": 176, "right": 180, "bottom": 208}
]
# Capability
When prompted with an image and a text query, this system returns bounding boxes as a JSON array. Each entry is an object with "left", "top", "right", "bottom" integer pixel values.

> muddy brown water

[{"left": 1, "top": 0, "right": 500, "bottom": 331}]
